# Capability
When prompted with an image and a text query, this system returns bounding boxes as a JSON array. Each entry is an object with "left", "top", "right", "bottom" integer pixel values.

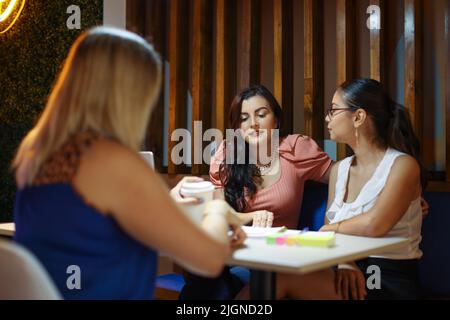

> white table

[
  {"left": 0, "top": 223, "right": 15, "bottom": 238},
  {"left": 226, "top": 233, "right": 409, "bottom": 299}
]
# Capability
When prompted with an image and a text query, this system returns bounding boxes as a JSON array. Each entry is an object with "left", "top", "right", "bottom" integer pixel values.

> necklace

[{"left": 257, "top": 161, "right": 272, "bottom": 174}]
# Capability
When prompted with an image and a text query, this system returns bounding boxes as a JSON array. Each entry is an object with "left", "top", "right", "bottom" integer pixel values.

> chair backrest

[
  {"left": 0, "top": 240, "right": 61, "bottom": 300},
  {"left": 298, "top": 180, "right": 328, "bottom": 231},
  {"left": 419, "top": 192, "right": 450, "bottom": 297}
]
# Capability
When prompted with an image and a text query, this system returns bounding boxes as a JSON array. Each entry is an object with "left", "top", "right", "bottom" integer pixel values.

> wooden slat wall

[
  {"left": 303, "top": 0, "right": 324, "bottom": 144},
  {"left": 126, "top": 0, "right": 145, "bottom": 34},
  {"left": 145, "top": 0, "right": 166, "bottom": 172},
  {"left": 191, "top": 0, "right": 212, "bottom": 174},
  {"left": 125, "top": 0, "right": 450, "bottom": 189},
  {"left": 168, "top": 0, "right": 189, "bottom": 174},
  {"left": 336, "top": 0, "right": 355, "bottom": 160},
  {"left": 237, "top": 0, "right": 260, "bottom": 90},
  {"left": 369, "top": 0, "right": 384, "bottom": 82},
  {"left": 404, "top": 0, "right": 423, "bottom": 144},
  {"left": 126, "top": 0, "right": 166, "bottom": 172},
  {"left": 214, "top": 0, "right": 236, "bottom": 134},
  {"left": 274, "top": 0, "right": 293, "bottom": 134}
]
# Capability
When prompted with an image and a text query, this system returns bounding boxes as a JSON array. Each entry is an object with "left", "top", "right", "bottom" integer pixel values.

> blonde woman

[{"left": 12, "top": 27, "right": 244, "bottom": 300}]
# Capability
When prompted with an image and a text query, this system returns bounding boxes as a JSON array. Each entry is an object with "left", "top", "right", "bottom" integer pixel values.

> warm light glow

[{"left": 0, "top": 0, "right": 26, "bottom": 34}]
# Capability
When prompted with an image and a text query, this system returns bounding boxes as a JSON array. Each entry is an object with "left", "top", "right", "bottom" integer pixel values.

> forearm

[
  {"left": 324, "top": 212, "right": 380, "bottom": 237},
  {"left": 212, "top": 188, "right": 253, "bottom": 225},
  {"left": 201, "top": 213, "right": 230, "bottom": 246}
]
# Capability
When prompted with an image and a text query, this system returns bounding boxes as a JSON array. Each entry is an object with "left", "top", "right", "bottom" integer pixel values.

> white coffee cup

[{"left": 179, "top": 181, "right": 215, "bottom": 225}]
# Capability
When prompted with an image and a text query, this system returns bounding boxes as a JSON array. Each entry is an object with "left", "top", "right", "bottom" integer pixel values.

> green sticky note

[{"left": 266, "top": 234, "right": 278, "bottom": 245}]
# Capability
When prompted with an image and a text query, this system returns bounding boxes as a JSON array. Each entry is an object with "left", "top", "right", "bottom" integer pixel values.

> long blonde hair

[{"left": 13, "top": 27, "right": 162, "bottom": 186}]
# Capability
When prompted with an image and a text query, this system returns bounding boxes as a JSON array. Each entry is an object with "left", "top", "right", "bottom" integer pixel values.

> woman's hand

[
  {"left": 169, "top": 176, "right": 204, "bottom": 205},
  {"left": 229, "top": 225, "right": 247, "bottom": 248},
  {"left": 335, "top": 264, "right": 367, "bottom": 300},
  {"left": 251, "top": 210, "right": 274, "bottom": 227},
  {"left": 421, "top": 197, "right": 429, "bottom": 218},
  {"left": 236, "top": 210, "right": 274, "bottom": 227},
  {"left": 203, "top": 199, "right": 246, "bottom": 247}
]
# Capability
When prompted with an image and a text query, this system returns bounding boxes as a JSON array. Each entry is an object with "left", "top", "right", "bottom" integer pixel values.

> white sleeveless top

[{"left": 327, "top": 148, "right": 422, "bottom": 260}]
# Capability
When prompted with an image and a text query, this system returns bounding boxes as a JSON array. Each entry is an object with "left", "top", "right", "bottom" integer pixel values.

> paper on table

[{"left": 242, "top": 226, "right": 298, "bottom": 238}]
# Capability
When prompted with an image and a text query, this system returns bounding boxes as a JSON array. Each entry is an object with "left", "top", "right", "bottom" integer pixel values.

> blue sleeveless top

[{"left": 13, "top": 132, "right": 158, "bottom": 300}]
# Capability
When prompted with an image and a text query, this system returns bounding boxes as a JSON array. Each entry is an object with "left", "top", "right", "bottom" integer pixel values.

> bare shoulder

[
  {"left": 80, "top": 138, "right": 146, "bottom": 174},
  {"left": 391, "top": 154, "right": 420, "bottom": 176},
  {"left": 74, "top": 138, "right": 152, "bottom": 213},
  {"left": 387, "top": 154, "right": 421, "bottom": 196}
]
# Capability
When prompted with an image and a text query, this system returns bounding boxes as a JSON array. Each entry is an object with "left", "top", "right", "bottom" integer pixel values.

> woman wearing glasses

[{"left": 318, "top": 78, "right": 426, "bottom": 299}]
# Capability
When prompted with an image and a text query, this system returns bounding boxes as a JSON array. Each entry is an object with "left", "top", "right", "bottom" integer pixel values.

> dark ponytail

[
  {"left": 340, "top": 78, "right": 427, "bottom": 190},
  {"left": 219, "top": 85, "right": 284, "bottom": 211},
  {"left": 387, "top": 100, "right": 427, "bottom": 189}
]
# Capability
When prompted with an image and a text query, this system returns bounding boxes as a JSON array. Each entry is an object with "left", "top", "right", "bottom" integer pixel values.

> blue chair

[
  {"left": 155, "top": 273, "right": 185, "bottom": 300},
  {"left": 298, "top": 181, "right": 328, "bottom": 231},
  {"left": 419, "top": 192, "right": 450, "bottom": 298}
]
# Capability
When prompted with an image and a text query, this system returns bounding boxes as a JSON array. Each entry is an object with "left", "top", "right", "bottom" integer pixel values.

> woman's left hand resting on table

[
  {"left": 236, "top": 210, "right": 274, "bottom": 228},
  {"left": 212, "top": 186, "right": 274, "bottom": 228}
]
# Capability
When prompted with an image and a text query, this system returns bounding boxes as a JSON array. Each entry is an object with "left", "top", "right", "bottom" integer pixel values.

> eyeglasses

[{"left": 326, "top": 105, "right": 353, "bottom": 119}]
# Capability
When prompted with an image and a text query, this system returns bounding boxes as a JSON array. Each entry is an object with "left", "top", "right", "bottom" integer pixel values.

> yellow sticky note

[{"left": 296, "top": 231, "right": 336, "bottom": 248}]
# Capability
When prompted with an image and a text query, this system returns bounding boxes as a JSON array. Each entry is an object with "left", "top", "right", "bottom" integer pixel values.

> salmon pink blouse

[{"left": 210, "top": 134, "right": 332, "bottom": 229}]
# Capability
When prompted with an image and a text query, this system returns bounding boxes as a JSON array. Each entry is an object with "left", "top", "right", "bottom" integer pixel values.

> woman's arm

[
  {"left": 320, "top": 156, "right": 421, "bottom": 237},
  {"left": 323, "top": 162, "right": 340, "bottom": 225},
  {"left": 212, "top": 186, "right": 274, "bottom": 227},
  {"left": 74, "top": 139, "right": 236, "bottom": 277}
]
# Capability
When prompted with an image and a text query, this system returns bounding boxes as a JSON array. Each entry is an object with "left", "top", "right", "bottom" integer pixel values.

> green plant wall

[{"left": 0, "top": 1, "right": 103, "bottom": 222}]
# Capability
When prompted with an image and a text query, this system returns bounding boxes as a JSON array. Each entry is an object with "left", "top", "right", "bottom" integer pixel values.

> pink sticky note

[{"left": 276, "top": 236, "right": 286, "bottom": 245}]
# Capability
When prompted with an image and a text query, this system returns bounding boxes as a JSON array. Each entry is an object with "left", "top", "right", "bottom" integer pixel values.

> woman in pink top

[
  {"left": 181, "top": 85, "right": 339, "bottom": 300},
  {"left": 210, "top": 84, "right": 332, "bottom": 229}
]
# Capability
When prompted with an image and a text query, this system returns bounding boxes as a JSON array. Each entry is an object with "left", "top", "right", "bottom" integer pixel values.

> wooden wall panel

[
  {"left": 126, "top": 0, "right": 167, "bottom": 172},
  {"left": 126, "top": 0, "right": 449, "bottom": 189},
  {"left": 274, "top": 0, "right": 293, "bottom": 134},
  {"left": 237, "top": 0, "right": 260, "bottom": 90},
  {"left": 336, "top": 0, "right": 355, "bottom": 159},
  {"left": 145, "top": 0, "right": 167, "bottom": 172},
  {"left": 404, "top": 0, "right": 423, "bottom": 144},
  {"left": 168, "top": 0, "right": 189, "bottom": 174},
  {"left": 369, "top": 0, "right": 384, "bottom": 82},
  {"left": 214, "top": 0, "right": 236, "bottom": 134},
  {"left": 191, "top": 0, "right": 212, "bottom": 174},
  {"left": 304, "top": 0, "right": 324, "bottom": 144}
]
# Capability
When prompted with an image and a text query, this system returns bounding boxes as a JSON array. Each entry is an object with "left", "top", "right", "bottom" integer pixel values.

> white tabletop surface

[
  {"left": 0, "top": 223, "right": 15, "bottom": 237},
  {"left": 226, "top": 233, "right": 409, "bottom": 274}
]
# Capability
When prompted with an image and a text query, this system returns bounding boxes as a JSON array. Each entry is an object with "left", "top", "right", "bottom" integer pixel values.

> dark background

[{"left": 0, "top": 1, "right": 103, "bottom": 222}]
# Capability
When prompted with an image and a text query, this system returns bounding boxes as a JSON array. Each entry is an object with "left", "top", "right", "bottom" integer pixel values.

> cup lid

[{"left": 180, "top": 181, "right": 215, "bottom": 195}]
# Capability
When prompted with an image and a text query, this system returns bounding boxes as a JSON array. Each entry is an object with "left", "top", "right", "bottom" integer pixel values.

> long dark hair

[
  {"left": 339, "top": 78, "right": 427, "bottom": 189},
  {"left": 219, "top": 85, "right": 284, "bottom": 211}
]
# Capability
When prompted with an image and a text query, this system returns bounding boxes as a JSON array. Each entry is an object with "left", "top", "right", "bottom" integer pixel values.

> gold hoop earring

[{"left": 355, "top": 128, "right": 359, "bottom": 148}]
